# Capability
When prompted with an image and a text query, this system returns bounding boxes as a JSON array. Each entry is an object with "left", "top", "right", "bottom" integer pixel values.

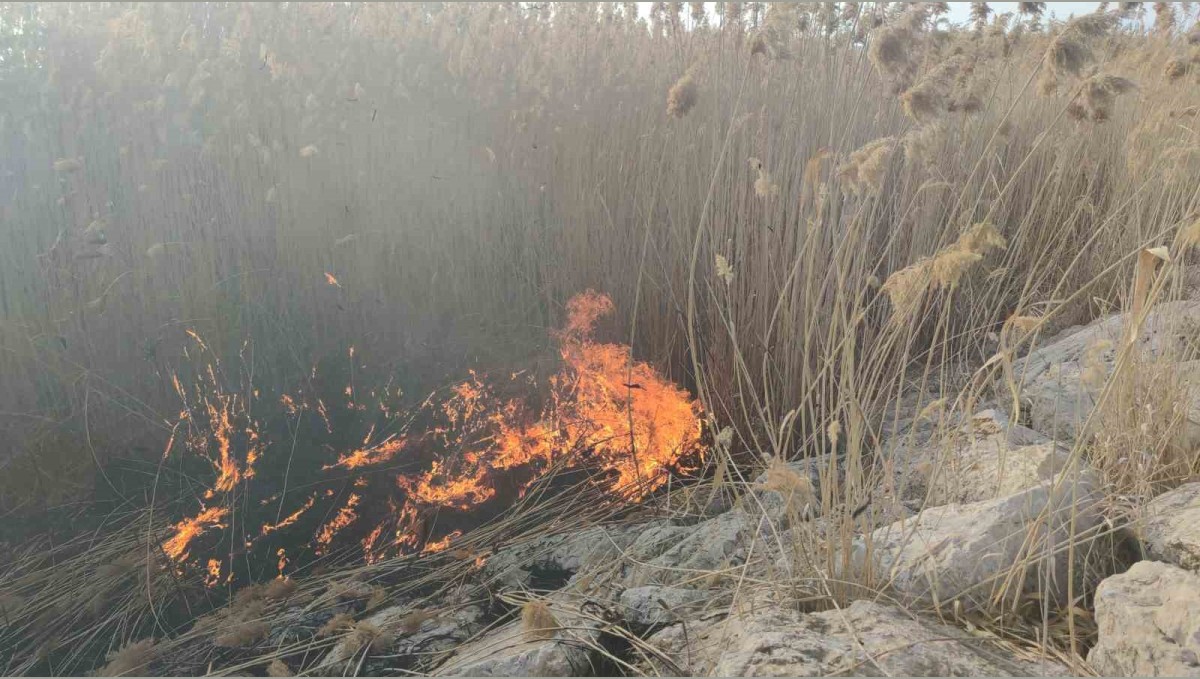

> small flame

[
  {"left": 205, "top": 558, "right": 223, "bottom": 588},
  {"left": 259, "top": 495, "right": 316, "bottom": 536},
  {"left": 325, "top": 272, "right": 341, "bottom": 288},
  {"left": 163, "top": 506, "right": 229, "bottom": 562},
  {"left": 421, "top": 530, "right": 463, "bottom": 554},
  {"left": 314, "top": 494, "right": 360, "bottom": 555}
]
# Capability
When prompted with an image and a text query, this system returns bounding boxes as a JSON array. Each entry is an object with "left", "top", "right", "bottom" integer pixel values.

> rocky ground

[{"left": 165, "top": 302, "right": 1200, "bottom": 676}]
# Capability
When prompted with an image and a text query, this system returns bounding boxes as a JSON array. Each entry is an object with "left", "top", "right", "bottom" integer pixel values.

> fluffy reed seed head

[
  {"left": 349, "top": 621, "right": 395, "bottom": 653},
  {"left": 1077, "top": 73, "right": 1138, "bottom": 122},
  {"left": 213, "top": 620, "right": 270, "bottom": 648},
  {"left": 838, "top": 136, "right": 899, "bottom": 195},
  {"left": 761, "top": 457, "right": 817, "bottom": 516},
  {"left": 666, "top": 70, "right": 698, "bottom": 118},
  {"left": 317, "top": 612, "right": 356, "bottom": 638},
  {"left": 754, "top": 167, "right": 779, "bottom": 199},
  {"left": 1165, "top": 58, "right": 1190, "bottom": 81},
  {"left": 266, "top": 659, "right": 293, "bottom": 677},
  {"left": 868, "top": 25, "right": 917, "bottom": 91},
  {"left": 96, "top": 639, "right": 157, "bottom": 677}
]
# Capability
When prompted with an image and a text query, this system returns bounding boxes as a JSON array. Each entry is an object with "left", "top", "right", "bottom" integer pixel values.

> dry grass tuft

[
  {"left": 95, "top": 639, "right": 157, "bottom": 677},
  {"left": 266, "top": 659, "right": 293, "bottom": 677},
  {"left": 520, "top": 599, "right": 560, "bottom": 641}
]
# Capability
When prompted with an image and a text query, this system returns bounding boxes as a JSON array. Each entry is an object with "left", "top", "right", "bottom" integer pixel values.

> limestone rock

[
  {"left": 1089, "top": 560, "right": 1200, "bottom": 677},
  {"left": 1139, "top": 481, "right": 1200, "bottom": 571},
  {"left": 643, "top": 599, "right": 1068, "bottom": 676},
  {"left": 318, "top": 604, "right": 483, "bottom": 673},
  {"left": 621, "top": 510, "right": 753, "bottom": 587},
  {"left": 1017, "top": 300, "right": 1200, "bottom": 441},
  {"left": 618, "top": 585, "right": 709, "bottom": 627},
  {"left": 433, "top": 595, "right": 599, "bottom": 676},
  {"left": 860, "top": 474, "right": 1102, "bottom": 612},
  {"left": 897, "top": 409, "right": 1083, "bottom": 507},
  {"left": 483, "top": 521, "right": 655, "bottom": 590}
]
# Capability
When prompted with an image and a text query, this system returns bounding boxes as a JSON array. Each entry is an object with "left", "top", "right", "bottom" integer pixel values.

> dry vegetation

[{"left": 3, "top": 1, "right": 1200, "bottom": 675}]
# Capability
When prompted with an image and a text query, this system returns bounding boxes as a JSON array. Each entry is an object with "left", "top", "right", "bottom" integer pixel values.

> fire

[
  {"left": 206, "top": 400, "right": 240, "bottom": 496},
  {"left": 561, "top": 289, "right": 615, "bottom": 337},
  {"left": 205, "top": 558, "right": 223, "bottom": 588},
  {"left": 386, "top": 290, "right": 702, "bottom": 552},
  {"left": 259, "top": 495, "right": 316, "bottom": 536},
  {"left": 421, "top": 530, "right": 463, "bottom": 554},
  {"left": 314, "top": 493, "right": 361, "bottom": 555},
  {"left": 163, "top": 506, "right": 229, "bottom": 561},
  {"left": 159, "top": 292, "right": 701, "bottom": 575},
  {"left": 325, "top": 272, "right": 341, "bottom": 287},
  {"left": 324, "top": 437, "right": 406, "bottom": 470}
]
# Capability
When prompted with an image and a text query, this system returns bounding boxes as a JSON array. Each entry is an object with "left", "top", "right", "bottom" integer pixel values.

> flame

[
  {"left": 280, "top": 393, "right": 300, "bottom": 415},
  {"left": 324, "top": 437, "right": 407, "bottom": 470},
  {"left": 388, "top": 290, "right": 701, "bottom": 552},
  {"left": 159, "top": 292, "right": 700, "bottom": 573},
  {"left": 561, "top": 289, "right": 615, "bottom": 337},
  {"left": 259, "top": 494, "right": 316, "bottom": 536},
  {"left": 361, "top": 522, "right": 386, "bottom": 563},
  {"left": 325, "top": 272, "right": 341, "bottom": 287},
  {"left": 205, "top": 558, "right": 223, "bottom": 588},
  {"left": 314, "top": 494, "right": 360, "bottom": 555},
  {"left": 163, "top": 506, "right": 229, "bottom": 561},
  {"left": 421, "top": 530, "right": 462, "bottom": 554}
]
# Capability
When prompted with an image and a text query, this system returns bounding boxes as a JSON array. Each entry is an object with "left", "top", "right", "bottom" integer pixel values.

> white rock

[
  {"left": 643, "top": 598, "right": 1068, "bottom": 676},
  {"left": 318, "top": 604, "right": 483, "bottom": 672},
  {"left": 896, "top": 409, "right": 1084, "bottom": 507},
  {"left": 1017, "top": 300, "right": 1200, "bottom": 441},
  {"left": 1139, "top": 481, "right": 1200, "bottom": 571},
  {"left": 483, "top": 522, "right": 655, "bottom": 590},
  {"left": 433, "top": 594, "right": 598, "bottom": 676},
  {"left": 618, "top": 585, "right": 709, "bottom": 627},
  {"left": 621, "top": 510, "right": 753, "bottom": 587},
  {"left": 1089, "top": 560, "right": 1200, "bottom": 677},
  {"left": 860, "top": 473, "right": 1102, "bottom": 612}
]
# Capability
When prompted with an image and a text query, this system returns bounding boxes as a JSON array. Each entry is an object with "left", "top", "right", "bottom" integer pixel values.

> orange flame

[
  {"left": 421, "top": 530, "right": 463, "bottom": 554},
  {"left": 325, "top": 272, "right": 341, "bottom": 288},
  {"left": 314, "top": 494, "right": 360, "bottom": 555},
  {"left": 388, "top": 290, "right": 701, "bottom": 552},
  {"left": 259, "top": 495, "right": 317, "bottom": 536},
  {"left": 163, "top": 506, "right": 229, "bottom": 561},
  {"left": 324, "top": 437, "right": 407, "bottom": 470},
  {"left": 205, "top": 558, "right": 223, "bottom": 588}
]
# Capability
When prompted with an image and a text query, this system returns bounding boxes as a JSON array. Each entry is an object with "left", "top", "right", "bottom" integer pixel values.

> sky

[{"left": 945, "top": 2, "right": 1103, "bottom": 24}]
